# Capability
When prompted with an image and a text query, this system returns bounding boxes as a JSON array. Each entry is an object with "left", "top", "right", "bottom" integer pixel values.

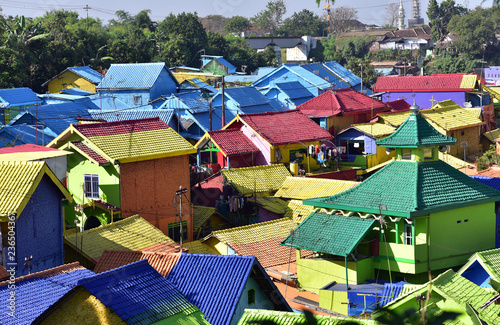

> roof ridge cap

[
  {"left": 213, "top": 217, "right": 293, "bottom": 237},
  {"left": 66, "top": 215, "right": 140, "bottom": 237}
]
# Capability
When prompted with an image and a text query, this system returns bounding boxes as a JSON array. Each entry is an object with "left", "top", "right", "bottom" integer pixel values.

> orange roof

[
  {"left": 141, "top": 241, "right": 185, "bottom": 253},
  {"left": 0, "top": 265, "right": 9, "bottom": 280},
  {"left": 93, "top": 250, "right": 181, "bottom": 277},
  {"left": 0, "top": 262, "right": 84, "bottom": 286}
]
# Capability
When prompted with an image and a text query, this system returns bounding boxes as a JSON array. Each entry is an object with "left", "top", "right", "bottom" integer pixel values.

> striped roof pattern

[
  {"left": 71, "top": 140, "right": 109, "bottom": 164},
  {"left": 221, "top": 164, "right": 291, "bottom": 195},
  {"left": 274, "top": 176, "right": 359, "bottom": 200},
  {"left": 207, "top": 129, "right": 260, "bottom": 156},
  {"left": 64, "top": 215, "right": 174, "bottom": 262},
  {"left": 88, "top": 109, "right": 176, "bottom": 125},
  {"left": 97, "top": 62, "right": 170, "bottom": 89},
  {"left": 254, "top": 196, "right": 291, "bottom": 215},
  {"left": 74, "top": 117, "right": 167, "bottom": 137},
  {"left": 238, "top": 309, "right": 375, "bottom": 325},
  {"left": 68, "top": 66, "right": 103, "bottom": 84}
]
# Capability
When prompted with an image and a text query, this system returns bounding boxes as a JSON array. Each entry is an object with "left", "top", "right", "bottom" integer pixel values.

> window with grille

[
  {"left": 404, "top": 223, "right": 413, "bottom": 245},
  {"left": 84, "top": 174, "right": 100, "bottom": 199}
]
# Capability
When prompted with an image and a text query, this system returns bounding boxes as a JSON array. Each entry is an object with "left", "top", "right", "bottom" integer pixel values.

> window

[
  {"left": 168, "top": 221, "right": 188, "bottom": 242},
  {"left": 348, "top": 140, "right": 365, "bottom": 156},
  {"left": 404, "top": 223, "right": 413, "bottom": 245},
  {"left": 84, "top": 174, "right": 99, "bottom": 199},
  {"left": 424, "top": 148, "right": 433, "bottom": 160},
  {"left": 248, "top": 289, "right": 256, "bottom": 305},
  {"left": 289, "top": 149, "right": 306, "bottom": 163},
  {"left": 401, "top": 149, "right": 412, "bottom": 160},
  {"left": 133, "top": 95, "right": 142, "bottom": 105}
]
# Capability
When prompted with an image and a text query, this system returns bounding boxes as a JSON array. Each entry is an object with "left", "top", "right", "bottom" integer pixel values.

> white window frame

[
  {"left": 404, "top": 223, "right": 413, "bottom": 245},
  {"left": 84, "top": 174, "right": 100, "bottom": 199},
  {"left": 134, "top": 95, "right": 142, "bottom": 105}
]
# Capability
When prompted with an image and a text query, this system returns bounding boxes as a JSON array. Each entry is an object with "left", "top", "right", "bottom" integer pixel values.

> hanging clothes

[
  {"left": 315, "top": 144, "right": 320, "bottom": 154},
  {"left": 309, "top": 145, "right": 315, "bottom": 155},
  {"left": 275, "top": 147, "right": 283, "bottom": 162}
]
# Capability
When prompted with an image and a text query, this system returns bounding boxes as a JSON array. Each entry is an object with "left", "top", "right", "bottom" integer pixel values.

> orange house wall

[{"left": 120, "top": 155, "right": 193, "bottom": 241}]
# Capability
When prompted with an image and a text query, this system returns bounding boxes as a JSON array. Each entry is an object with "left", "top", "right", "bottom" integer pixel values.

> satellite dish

[
  {"left": 439, "top": 145, "right": 451, "bottom": 153},
  {"left": 386, "top": 147, "right": 395, "bottom": 155},
  {"left": 463, "top": 102, "right": 473, "bottom": 108}
]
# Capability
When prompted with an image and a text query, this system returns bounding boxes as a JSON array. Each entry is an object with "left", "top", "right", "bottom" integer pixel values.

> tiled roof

[
  {"left": 193, "top": 206, "right": 217, "bottom": 233},
  {"left": 97, "top": 62, "right": 177, "bottom": 89},
  {"left": 465, "top": 107, "right": 482, "bottom": 119},
  {"left": 0, "top": 266, "right": 8, "bottom": 280},
  {"left": 287, "top": 199, "right": 325, "bottom": 224},
  {"left": 304, "top": 160, "right": 500, "bottom": 217},
  {"left": 64, "top": 215, "right": 174, "bottom": 262},
  {"left": 93, "top": 250, "right": 181, "bottom": 277},
  {"left": 297, "top": 89, "right": 388, "bottom": 118},
  {"left": 0, "top": 264, "right": 93, "bottom": 325},
  {"left": 0, "top": 144, "right": 59, "bottom": 154},
  {"left": 24, "top": 101, "right": 92, "bottom": 134},
  {"left": 459, "top": 248, "right": 500, "bottom": 283},
  {"left": 254, "top": 196, "right": 291, "bottom": 215},
  {"left": 378, "top": 111, "right": 412, "bottom": 127},
  {"left": 211, "top": 217, "right": 298, "bottom": 245},
  {"left": 374, "top": 73, "right": 476, "bottom": 92},
  {"left": 72, "top": 117, "right": 196, "bottom": 161},
  {"left": 425, "top": 100, "right": 483, "bottom": 131},
  {"left": 0, "top": 161, "right": 71, "bottom": 218},
  {"left": 281, "top": 212, "right": 376, "bottom": 256},
  {"left": 88, "top": 108, "right": 176, "bottom": 126},
  {"left": 238, "top": 110, "right": 333, "bottom": 146},
  {"left": 238, "top": 309, "right": 375, "bottom": 325},
  {"left": 0, "top": 87, "right": 42, "bottom": 106},
  {"left": 221, "top": 164, "right": 291, "bottom": 195},
  {"left": 0, "top": 144, "right": 71, "bottom": 161},
  {"left": 348, "top": 123, "right": 396, "bottom": 138},
  {"left": 484, "top": 128, "right": 500, "bottom": 142},
  {"left": 141, "top": 241, "right": 184, "bottom": 253},
  {"left": 439, "top": 152, "right": 473, "bottom": 169},
  {"left": 386, "top": 99, "right": 411, "bottom": 112},
  {"left": 183, "top": 240, "right": 221, "bottom": 255},
  {"left": 71, "top": 140, "right": 110, "bottom": 164},
  {"left": 376, "top": 110, "right": 457, "bottom": 148},
  {"left": 206, "top": 129, "right": 260, "bottom": 156},
  {"left": 79, "top": 260, "right": 207, "bottom": 325},
  {"left": 274, "top": 176, "right": 359, "bottom": 200}
]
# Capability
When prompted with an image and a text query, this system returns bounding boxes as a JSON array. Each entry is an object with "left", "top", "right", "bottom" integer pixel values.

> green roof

[
  {"left": 458, "top": 248, "right": 500, "bottom": 282},
  {"left": 280, "top": 212, "right": 376, "bottom": 256},
  {"left": 304, "top": 160, "right": 500, "bottom": 217},
  {"left": 376, "top": 111, "right": 457, "bottom": 148},
  {"left": 237, "top": 309, "right": 375, "bottom": 325}
]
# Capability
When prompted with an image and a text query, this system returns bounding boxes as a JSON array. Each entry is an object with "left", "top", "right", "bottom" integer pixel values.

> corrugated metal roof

[
  {"left": 0, "top": 87, "right": 42, "bottom": 106},
  {"left": 215, "top": 57, "right": 236, "bottom": 70},
  {"left": 68, "top": 66, "right": 103, "bottom": 84},
  {"left": 323, "top": 61, "right": 362, "bottom": 87},
  {"left": 221, "top": 164, "right": 291, "bottom": 195},
  {"left": 439, "top": 152, "right": 472, "bottom": 169},
  {"left": 275, "top": 81, "right": 314, "bottom": 100},
  {"left": 238, "top": 309, "right": 375, "bottom": 324},
  {"left": 64, "top": 215, "right": 174, "bottom": 262},
  {"left": 274, "top": 176, "right": 359, "bottom": 200},
  {"left": 460, "top": 74, "right": 478, "bottom": 89},
  {"left": 225, "top": 87, "right": 270, "bottom": 107},
  {"left": 97, "top": 63, "right": 171, "bottom": 89},
  {"left": 0, "top": 124, "right": 57, "bottom": 146},
  {"left": 60, "top": 88, "right": 95, "bottom": 96},
  {"left": 288, "top": 65, "right": 333, "bottom": 89},
  {"left": 87, "top": 95, "right": 131, "bottom": 110},
  {"left": 88, "top": 108, "right": 176, "bottom": 125}
]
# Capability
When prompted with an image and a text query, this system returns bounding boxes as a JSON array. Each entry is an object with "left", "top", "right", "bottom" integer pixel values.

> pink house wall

[{"left": 241, "top": 124, "right": 271, "bottom": 165}]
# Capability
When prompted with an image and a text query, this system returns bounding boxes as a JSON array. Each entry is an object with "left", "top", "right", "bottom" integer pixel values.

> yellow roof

[
  {"left": 192, "top": 206, "right": 217, "bottom": 232},
  {"left": 0, "top": 161, "right": 72, "bottom": 220},
  {"left": 484, "top": 86, "right": 500, "bottom": 101},
  {"left": 222, "top": 164, "right": 291, "bottom": 195},
  {"left": 350, "top": 123, "right": 396, "bottom": 138},
  {"left": 464, "top": 107, "right": 482, "bottom": 119},
  {"left": 210, "top": 217, "right": 297, "bottom": 245},
  {"left": 183, "top": 240, "right": 220, "bottom": 255},
  {"left": 64, "top": 215, "right": 173, "bottom": 262},
  {"left": 378, "top": 111, "right": 411, "bottom": 127},
  {"left": 425, "top": 101, "right": 483, "bottom": 131},
  {"left": 87, "top": 128, "right": 196, "bottom": 162},
  {"left": 254, "top": 196, "right": 291, "bottom": 215},
  {"left": 484, "top": 128, "right": 500, "bottom": 142},
  {"left": 438, "top": 152, "right": 472, "bottom": 169},
  {"left": 287, "top": 200, "right": 326, "bottom": 224},
  {"left": 460, "top": 74, "right": 478, "bottom": 89},
  {"left": 274, "top": 176, "right": 359, "bottom": 200}
]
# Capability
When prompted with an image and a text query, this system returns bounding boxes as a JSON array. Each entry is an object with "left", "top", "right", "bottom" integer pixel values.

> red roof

[
  {"left": 374, "top": 73, "right": 474, "bottom": 92},
  {"left": 208, "top": 129, "right": 260, "bottom": 156},
  {"left": 297, "top": 88, "right": 389, "bottom": 118},
  {"left": 238, "top": 110, "right": 333, "bottom": 146},
  {"left": 0, "top": 144, "right": 60, "bottom": 154},
  {"left": 71, "top": 140, "right": 109, "bottom": 164},
  {"left": 74, "top": 117, "right": 168, "bottom": 137},
  {"left": 0, "top": 265, "right": 9, "bottom": 280},
  {"left": 0, "top": 262, "right": 84, "bottom": 286},
  {"left": 386, "top": 99, "right": 411, "bottom": 112}
]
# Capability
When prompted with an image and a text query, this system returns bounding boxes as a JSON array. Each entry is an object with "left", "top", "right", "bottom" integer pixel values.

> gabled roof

[
  {"left": 235, "top": 110, "right": 333, "bottom": 146},
  {"left": 0, "top": 87, "right": 42, "bottom": 106},
  {"left": 64, "top": 215, "right": 174, "bottom": 263},
  {"left": 386, "top": 99, "right": 411, "bottom": 112},
  {"left": 376, "top": 109, "right": 457, "bottom": 148},
  {"left": 484, "top": 128, "right": 500, "bottom": 142},
  {"left": 69, "top": 140, "right": 110, "bottom": 164},
  {"left": 0, "top": 161, "right": 72, "bottom": 219},
  {"left": 193, "top": 206, "right": 218, "bottom": 234},
  {"left": 238, "top": 309, "right": 376, "bottom": 324},
  {"left": 274, "top": 81, "right": 314, "bottom": 100},
  {"left": 341, "top": 123, "right": 396, "bottom": 138},
  {"left": 374, "top": 73, "right": 478, "bottom": 92},
  {"left": 88, "top": 108, "right": 177, "bottom": 126},
  {"left": 221, "top": 164, "right": 291, "bottom": 195},
  {"left": 274, "top": 176, "right": 359, "bottom": 200},
  {"left": 0, "top": 124, "right": 57, "bottom": 147},
  {"left": 183, "top": 240, "right": 221, "bottom": 255},
  {"left": 0, "top": 144, "right": 71, "bottom": 161},
  {"left": 424, "top": 100, "right": 484, "bottom": 131},
  {"left": 297, "top": 88, "right": 389, "bottom": 118},
  {"left": 458, "top": 248, "right": 500, "bottom": 284},
  {"left": 197, "top": 129, "right": 260, "bottom": 156},
  {"left": 166, "top": 254, "right": 291, "bottom": 325},
  {"left": 78, "top": 260, "right": 207, "bottom": 325},
  {"left": 377, "top": 110, "right": 412, "bottom": 127},
  {"left": 42, "top": 66, "right": 102, "bottom": 87},
  {"left": 97, "top": 62, "right": 179, "bottom": 90},
  {"left": 93, "top": 250, "right": 181, "bottom": 277},
  {"left": 0, "top": 263, "right": 93, "bottom": 325},
  {"left": 49, "top": 117, "right": 196, "bottom": 163},
  {"left": 304, "top": 160, "right": 500, "bottom": 217},
  {"left": 281, "top": 212, "right": 377, "bottom": 256}
]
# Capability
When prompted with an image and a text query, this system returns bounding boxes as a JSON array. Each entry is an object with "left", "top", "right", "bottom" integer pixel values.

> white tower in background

[{"left": 398, "top": 0, "right": 406, "bottom": 29}]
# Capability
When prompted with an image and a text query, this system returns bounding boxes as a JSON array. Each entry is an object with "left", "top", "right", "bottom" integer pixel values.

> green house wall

[{"left": 202, "top": 60, "right": 228, "bottom": 76}]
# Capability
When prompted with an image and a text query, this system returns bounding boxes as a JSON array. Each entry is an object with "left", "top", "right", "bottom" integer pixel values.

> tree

[
  {"left": 224, "top": 16, "right": 251, "bottom": 35},
  {"left": 252, "top": 0, "right": 287, "bottom": 36},
  {"left": 427, "top": 0, "right": 467, "bottom": 41},
  {"left": 427, "top": 0, "right": 441, "bottom": 41},
  {"left": 278, "top": 9, "right": 327, "bottom": 37},
  {"left": 200, "top": 15, "right": 228, "bottom": 34},
  {"left": 207, "top": 31, "right": 229, "bottom": 58},
  {"left": 331, "top": 7, "right": 358, "bottom": 34},
  {"left": 385, "top": 3, "right": 400, "bottom": 27}
]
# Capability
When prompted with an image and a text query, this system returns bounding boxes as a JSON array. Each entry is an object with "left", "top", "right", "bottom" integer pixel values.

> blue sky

[{"left": 0, "top": 0, "right": 489, "bottom": 26}]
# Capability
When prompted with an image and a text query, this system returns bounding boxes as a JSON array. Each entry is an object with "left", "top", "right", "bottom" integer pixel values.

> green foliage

[
  {"left": 277, "top": 9, "right": 327, "bottom": 37},
  {"left": 346, "top": 57, "right": 380, "bottom": 88},
  {"left": 477, "top": 145, "right": 499, "bottom": 171},
  {"left": 425, "top": 52, "right": 475, "bottom": 74},
  {"left": 252, "top": 0, "right": 287, "bottom": 36},
  {"left": 308, "top": 39, "right": 325, "bottom": 62},
  {"left": 374, "top": 307, "right": 460, "bottom": 325},
  {"left": 426, "top": 0, "right": 468, "bottom": 41},
  {"left": 224, "top": 16, "right": 251, "bottom": 34}
]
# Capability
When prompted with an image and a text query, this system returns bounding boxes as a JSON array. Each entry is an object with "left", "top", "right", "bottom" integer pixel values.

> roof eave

[{"left": 116, "top": 148, "right": 198, "bottom": 164}]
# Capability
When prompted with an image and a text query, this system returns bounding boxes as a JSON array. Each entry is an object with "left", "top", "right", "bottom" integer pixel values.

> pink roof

[
  {"left": 238, "top": 110, "right": 333, "bottom": 146},
  {"left": 374, "top": 73, "right": 474, "bottom": 92},
  {"left": 297, "top": 88, "right": 389, "bottom": 118},
  {"left": 208, "top": 129, "right": 260, "bottom": 156},
  {"left": 71, "top": 140, "right": 109, "bottom": 164},
  {"left": 74, "top": 117, "right": 168, "bottom": 137},
  {"left": 386, "top": 99, "right": 411, "bottom": 112},
  {"left": 0, "top": 144, "right": 60, "bottom": 154}
]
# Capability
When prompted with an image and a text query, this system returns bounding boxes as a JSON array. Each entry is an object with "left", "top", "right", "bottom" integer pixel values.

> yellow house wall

[
  {"left": 205, "top": 237, "right": 228, "bottom": 255},
  {"left": 447, "top": 126, "right": 482, "bottom": 157},
  {"left": 319, "top": 290, "right": 348, "bottom": 316},
  {"left": 39, "top": 287, "right": 125, "bottom": 325},
  {"left": 271, "top": 142, "right": 321, "bottom": 169},
  {"left": 48, "top": 70, "right": 97, "bottom": 93},
  {"left": 329, "top": 115, "right": 356, "bottom": 135}
]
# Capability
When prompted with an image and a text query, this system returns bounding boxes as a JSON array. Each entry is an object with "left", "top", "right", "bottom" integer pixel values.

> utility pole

[
  {"left": 209, "top": 101, "right": 213, "bottom": 131},
  {"left": 175, "top": 186, "right": 188, "bottom": 252},
  {"left": 221, "top": 75, "right": 225, "bottom": 127},
  {"left": 84, "top": 5, "right": 91, "bottom": 31}
]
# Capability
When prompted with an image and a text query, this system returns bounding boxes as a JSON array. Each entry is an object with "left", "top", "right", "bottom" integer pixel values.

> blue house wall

[
  {"left": 150, "top": 68, "right": 179, "bottom": 99},
  {"left": 337, "top": 129, "right": 376, "bottom": 162},
  {"left": 15, "top": 174, "right": 64, "bottom": 276}
]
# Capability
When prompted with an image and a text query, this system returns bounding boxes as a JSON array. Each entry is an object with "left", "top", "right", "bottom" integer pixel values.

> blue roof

[
  {"left": 22, "top": 102, "right": 91, "bottom": 134},
  {"left": 184, "top": 107, "right": 236, "bottom": 135},
  {"left": 86, "top": 95, "right": 131, "bottom": 111},
  {"left": 379, "top": 282, "right": 410, "bottom": 307},
  {"left": 79, "top": 260, "right": 198, "bottom": 325},
  {"left": 60, "top": 88, "right": 95, "bottom": 96},
  {"left": 189, "top": 78, "right": 217, "bottom": 93},
  {"left": 275, "top": 81, "right": 314, "bottom": 100},
  {"left": 0, "top": 88, "right": 42, "bottom": 107},
  {"left": 469, "top": 176, "right": 500, "bottom": 192},
  {"left": 88, "top": 109, "right": 177, "bottom": 125},
  {"left": 287, "top": 65, "right": 333, "bottom": 90},
  {"left": 0, "top": 268, "right": 93, "bottom": 325},
  {"left": 97, "top": 63, "right": 173, "bottom": 90},
  {"left": 323, "top": 61, "right": 362, "bottom": 87},
  {"left": 223, "top": 75, "right": 261, "bottom": 83},
  {"left": 215, "top": 57, "right": 236, "bottom": 70},
  {"left": 224, "top": 87, "right": 269, "bottom": 107},
  {"left": 68, "top": 66, "right": 103, "bottom": 84},
  {"left": 0, "top": 124, "right": 57, "bottom": 146},
  {"left": 166, "top": 254, "right": 256, "bottom": 325},
  {"left": 253, "top": 67, "right": 276, "bottom": 76}
]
